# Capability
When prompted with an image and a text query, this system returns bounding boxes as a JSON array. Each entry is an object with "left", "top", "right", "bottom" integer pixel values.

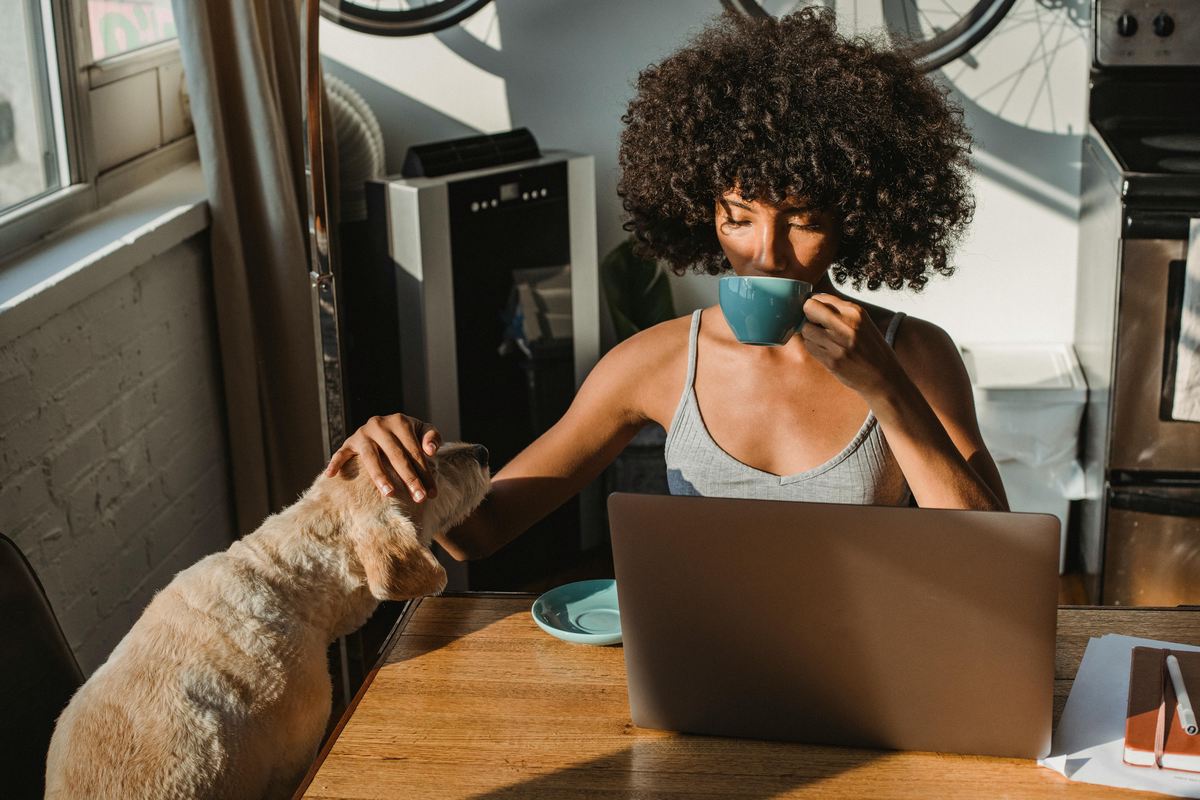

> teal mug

[{"left": 718, "top": 276, "right": 814, "bottom": 346}]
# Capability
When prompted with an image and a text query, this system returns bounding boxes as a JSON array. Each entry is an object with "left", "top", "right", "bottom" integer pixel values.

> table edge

[
  {"left": 290, "top": 597, "right": 424, "bottom": 798},
  {"left": 291, "top": 592, "right": 539, "bottom": 798}
]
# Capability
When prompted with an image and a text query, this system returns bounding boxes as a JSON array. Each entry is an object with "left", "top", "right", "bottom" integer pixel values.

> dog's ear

[{"left": 350, "top": 511, "right": 447, "bottom": 600}]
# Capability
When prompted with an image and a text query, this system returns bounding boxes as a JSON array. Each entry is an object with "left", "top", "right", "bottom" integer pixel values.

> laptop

[{"left": 607, "top": 492, "right": 1060, "bottom": 759}]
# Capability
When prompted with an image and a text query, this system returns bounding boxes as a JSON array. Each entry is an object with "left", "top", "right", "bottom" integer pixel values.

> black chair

[{"left": 0, "top": 533, "right": 84, "bottom": 799}]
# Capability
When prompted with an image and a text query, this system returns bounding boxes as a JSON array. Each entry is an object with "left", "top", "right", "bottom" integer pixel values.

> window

[
  {"left": 1, "top": 0, "right": 68, "bottom": 217},
  {"left": 87, "top": 0, "right": 176, "bottom": 61},
  {"left": 0, "top": 0, "right": 192, "bottom": 262}
]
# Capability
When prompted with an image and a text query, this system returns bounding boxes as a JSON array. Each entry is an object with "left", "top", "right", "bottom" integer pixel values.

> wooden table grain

[{"left": 296, "top": 596, "right": 1200, "bottom": 799}]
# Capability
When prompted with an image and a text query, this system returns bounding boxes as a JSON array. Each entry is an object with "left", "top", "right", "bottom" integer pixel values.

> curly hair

[{"left": 617, "top": 9, "right": 974, "bottom": 291}]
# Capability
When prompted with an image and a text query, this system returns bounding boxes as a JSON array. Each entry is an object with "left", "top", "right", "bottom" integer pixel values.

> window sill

[
  {"left": 87, "top": 39, "right": 182, "bottom": 89},
  {"left": 0, "top": 162, "right": 208, "bottom": 343}
]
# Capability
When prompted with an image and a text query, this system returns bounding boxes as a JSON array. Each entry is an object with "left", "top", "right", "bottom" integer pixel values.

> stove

[
  {"left": 1098, "top": 127, "right": 1200, "bottom": 174},
  {"left": 1074, "top": 0, "right": 1200, "bottom": 605}
]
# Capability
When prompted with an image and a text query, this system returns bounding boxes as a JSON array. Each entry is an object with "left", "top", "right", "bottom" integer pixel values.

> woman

[{"left": 326, "top": 9, "right": 1007, "bottom": 561}]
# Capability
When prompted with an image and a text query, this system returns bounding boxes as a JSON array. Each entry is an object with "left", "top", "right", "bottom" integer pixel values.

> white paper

[
  {"left": 1172, "top": 218, "right": 1200, "bottom": 422},
  {"left": 1039, "top": 634, "right": 1200, "bottom": 797}
]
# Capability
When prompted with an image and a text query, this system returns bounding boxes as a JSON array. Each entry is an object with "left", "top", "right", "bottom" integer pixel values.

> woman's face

[{"left": 714, "top": 191, "right": 841, "bottom": 284}]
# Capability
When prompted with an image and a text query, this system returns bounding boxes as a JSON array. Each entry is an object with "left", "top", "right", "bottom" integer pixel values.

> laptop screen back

[{"left": 607, "top": 493, "right": 1060, "bottom": 759}]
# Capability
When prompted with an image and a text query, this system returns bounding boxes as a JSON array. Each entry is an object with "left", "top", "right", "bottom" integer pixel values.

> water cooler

[{"left": 355, "top": 151, "right": 600, "bottom": 591}]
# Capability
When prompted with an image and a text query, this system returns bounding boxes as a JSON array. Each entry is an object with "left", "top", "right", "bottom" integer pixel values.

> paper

[
  {"left": 1172, "top": 218, "right": 1200, "bottom": 422},
  {"left": 1040, "top": 634, "right": 1200, "bottom": 797}
]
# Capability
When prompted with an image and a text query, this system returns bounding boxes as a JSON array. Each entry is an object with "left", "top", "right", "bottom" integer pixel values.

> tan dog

[{"left": 45, "top": 442, "right": 490, "bottom": 800}]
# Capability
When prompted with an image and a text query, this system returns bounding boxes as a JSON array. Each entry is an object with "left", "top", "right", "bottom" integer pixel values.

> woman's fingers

[
  {"left": 809, "top": 292, "right": 858, "bottom": 314},
  {"left": 325, "top": 445, "right": 353, "bottom": 477},
  {"left": 421, "top": 425, "right": 442, "bottom": 456},
  {"left": 327, "top": 414, "right": 446, "bottom": 500},
  {"left": 802, "top": 296, "right": 847, "bottom": 338},
  {"left": 801, "top": 323, "right": 840, "bottom": 357},
  {"left": 389, "top": 421, "right": 438, "bottom": 496},
  {"left": 368, "top": 416, "right": 433, "bottom": 501},
  {"left": 326, "top": 438, "right": 407, "bottom": 499},
  {"left": 804, "top": 316, "right": 851, "bottom": 348},
  {"left": 326, "top": 419, "right": 444, "bottom": 501},
  {"left": 375, "top": 430, "right": 433, "bottom": 501},
  {"left": 804, "top": 295, "right": 865, "bottom": 346},
  {"left": 358, "top": 440, "right": 399, "bottom": 497},
  {"left": 418, "top": 426, "right": 442, "bottom": 498},
  {"left": 802, "top": 334, "right": 848, "bottom": 379}
]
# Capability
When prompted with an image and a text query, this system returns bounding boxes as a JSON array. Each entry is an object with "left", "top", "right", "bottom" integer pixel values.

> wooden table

[{"left": 296, "top": 595, "right": 1200, "bottom": 799}]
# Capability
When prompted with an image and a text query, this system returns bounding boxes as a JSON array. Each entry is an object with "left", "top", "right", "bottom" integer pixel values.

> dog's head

[{"left": 342, "top": 442, "right": 490, "bottom": 601}]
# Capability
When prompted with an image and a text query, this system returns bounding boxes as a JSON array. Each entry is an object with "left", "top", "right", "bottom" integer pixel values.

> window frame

[{"left": 0, "top": 0, "right": 196, "bottom": 264}]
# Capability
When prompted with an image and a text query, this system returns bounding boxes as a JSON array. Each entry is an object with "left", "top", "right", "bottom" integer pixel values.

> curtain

[{"left": 172, "top": 0, "right": 335, "bottom": 533}]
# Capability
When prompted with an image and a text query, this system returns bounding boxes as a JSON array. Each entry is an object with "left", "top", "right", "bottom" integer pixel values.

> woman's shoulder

[
  {"left": 890, "top": 313, "right": 959, "bottom": 362},
  {"left": 885, "top": 311, "right": 971, "bottom": 398},
  {"left": 845, "top": 295, "right": 963, "bottom": 382},
  {"left": 603, "top": 312, "right": 695, "bottom": 368},
  {"left": 848, "top": 297, "right": 956, "bottom": 355},
  {"left": 585, "top": 314, "right": 694, "bottom": 423}
]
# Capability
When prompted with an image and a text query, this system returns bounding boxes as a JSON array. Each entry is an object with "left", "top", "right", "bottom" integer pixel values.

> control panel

[{"left": 1096, "top": 0, "right": 1200, "bottom": 66}]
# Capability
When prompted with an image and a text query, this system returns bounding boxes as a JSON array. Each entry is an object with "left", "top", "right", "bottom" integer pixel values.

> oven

[{"left": 1074, "top": 0, "right": 1200, "bottom": 606}]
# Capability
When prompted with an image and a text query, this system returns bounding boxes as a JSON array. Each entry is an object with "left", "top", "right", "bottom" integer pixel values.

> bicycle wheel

[
  {"left": 320, "top": 0, "right": 494, "bottom": 37},
  {"left": 720, "top": 0, "right": 1018, "bottom": 71}
]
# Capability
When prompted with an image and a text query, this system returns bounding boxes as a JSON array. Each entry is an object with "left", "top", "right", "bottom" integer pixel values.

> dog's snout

[{"left": 472, "top": 445, "right": 489, "bottom": 467}]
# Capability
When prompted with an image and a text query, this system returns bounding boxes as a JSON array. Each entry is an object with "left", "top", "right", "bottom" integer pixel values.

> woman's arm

[
  {"left": 871, "top": 318, "right": 1008, "bottom": 510},
  {"left": 801, "top": 295, "right": 1007, "bottom": 511},
  {"left": 437, "top": 347, "right": 649, "bottom": 558},
  {"left": 328, "top": 331, "right": 666, "bottom": 560}
]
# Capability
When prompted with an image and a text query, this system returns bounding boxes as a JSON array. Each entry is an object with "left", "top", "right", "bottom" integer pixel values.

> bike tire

[
  {"left": 719, "top": 0, "right": 1018, "bottom": 71},
  {"left": 320, "top": 0, "right": 494, "bottom": 37}
]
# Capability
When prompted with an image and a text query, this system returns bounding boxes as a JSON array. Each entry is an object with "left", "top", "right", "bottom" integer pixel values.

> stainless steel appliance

[
  {"left": 1075, "top": 0, "right": 1200, "bottom": 605},
  {"left": 359, "top": 152, "right": 601, "bottom": 591}
]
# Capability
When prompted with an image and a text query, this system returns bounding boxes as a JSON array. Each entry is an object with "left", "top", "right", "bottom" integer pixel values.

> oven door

[
  {"left": 1110, "top": 234, "right": 1200, "bottom": 473},
  {"left": 1102, "top": 485, "right": 1200, "bottom": 606}
]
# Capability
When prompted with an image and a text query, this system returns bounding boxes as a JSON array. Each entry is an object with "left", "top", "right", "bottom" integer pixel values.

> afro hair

[{"left": 617, "top": 8, "right": 975, "bottom": 291}]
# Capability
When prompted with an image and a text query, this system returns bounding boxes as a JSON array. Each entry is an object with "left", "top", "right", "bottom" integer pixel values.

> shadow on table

[
  {"left": 465, "top": 736, "right": 880, "bottom": 799},
  {"left": 383, "top": 595, "right": 529, "bottom": 665}
]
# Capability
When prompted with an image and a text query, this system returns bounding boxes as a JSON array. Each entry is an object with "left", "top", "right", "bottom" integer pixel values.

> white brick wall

[{"left": 1, "top": 235, "right": 235, "bottom": 674}]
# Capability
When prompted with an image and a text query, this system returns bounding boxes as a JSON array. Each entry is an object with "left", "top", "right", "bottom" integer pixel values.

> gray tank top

[{"left": 665, "top": 309, "right": 911, "bottom": 505}]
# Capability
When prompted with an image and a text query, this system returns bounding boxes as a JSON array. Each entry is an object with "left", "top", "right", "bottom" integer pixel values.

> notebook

[
  {"left": 1124, "top": 647, "right": 1200, "bottom": 772},
  {"left": 607, "top": 492, "right": 1061, "bottom": 759}
]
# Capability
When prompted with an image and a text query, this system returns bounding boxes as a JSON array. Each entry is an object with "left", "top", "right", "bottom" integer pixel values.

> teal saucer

[{"left": 531, "top": 579, "right": 621, "bottom": 646}]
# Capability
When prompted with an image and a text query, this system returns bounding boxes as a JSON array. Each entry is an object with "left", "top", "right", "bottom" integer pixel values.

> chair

[{"left": 0, "top": 533, "right": 84, "bottom": 799}]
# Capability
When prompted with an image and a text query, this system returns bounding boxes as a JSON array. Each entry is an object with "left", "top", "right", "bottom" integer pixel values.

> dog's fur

[{"left": 44, "top": 442, "right": 490, "bottom": 800}]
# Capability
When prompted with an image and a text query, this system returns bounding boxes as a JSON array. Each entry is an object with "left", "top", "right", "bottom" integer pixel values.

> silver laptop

[{"left": 607, "top": 492, "right": 1060, "bottom": 759}]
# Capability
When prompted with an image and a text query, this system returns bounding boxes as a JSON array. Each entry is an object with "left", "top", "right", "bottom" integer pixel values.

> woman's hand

[
  {"left": 799, "top": 293, "right": 902, "bottom": 397},
  {"left": 325, "top": 414, "right": 442, "bottom": 501}
]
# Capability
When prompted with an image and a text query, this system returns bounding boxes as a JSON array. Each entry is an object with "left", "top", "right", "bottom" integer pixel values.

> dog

[{"left": 45, "top": 442, "right": 490, "bottom": 800}]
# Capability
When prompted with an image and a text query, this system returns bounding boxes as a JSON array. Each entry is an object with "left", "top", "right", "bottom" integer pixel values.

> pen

[{"left": 1166, "top": 654, "right": 1198, "bottom": 736}]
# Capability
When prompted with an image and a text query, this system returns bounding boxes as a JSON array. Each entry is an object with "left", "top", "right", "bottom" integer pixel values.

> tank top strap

[
  {"left": 684, "top": 309, "right": 702, "bottom": 389},
  {"left": 883, "top": 311, "right": 906, "bottom": 347},
  {"left": 665, "top": 310, "right": 703, "bottom": 442}
]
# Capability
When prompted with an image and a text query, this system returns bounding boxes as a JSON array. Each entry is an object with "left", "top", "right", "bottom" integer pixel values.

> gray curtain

[{"left": 172, "top": 0, "right": 333, "bottom": 533}]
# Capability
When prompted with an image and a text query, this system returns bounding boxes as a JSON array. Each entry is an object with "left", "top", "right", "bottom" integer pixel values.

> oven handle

[
  {"left": 1124, "top": 212, "right": 1194, "bottom": 240},
  {"left": 1110, "top": 489, "right": 1200, "bottom": 518}
]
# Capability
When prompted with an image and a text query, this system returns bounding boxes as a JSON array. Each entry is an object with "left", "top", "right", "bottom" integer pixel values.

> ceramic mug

[{"left": 718, "top": 276, "right": 814, "bottom": 346}]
